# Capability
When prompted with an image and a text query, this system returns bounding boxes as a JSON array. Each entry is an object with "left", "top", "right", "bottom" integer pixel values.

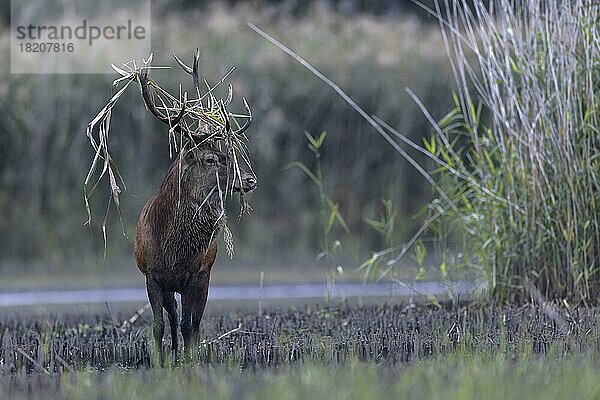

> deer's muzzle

[{"left": 235, "top": 172, "right": 257, "bottom": 193}]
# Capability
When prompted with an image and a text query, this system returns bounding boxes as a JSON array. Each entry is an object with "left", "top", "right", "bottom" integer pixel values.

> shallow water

[{"left": 0, "top": 281, "right": 477, "bottom": 306}]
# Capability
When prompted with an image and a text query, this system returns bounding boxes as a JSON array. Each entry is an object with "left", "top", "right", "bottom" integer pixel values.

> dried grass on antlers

[{"left": 85, "top": 50, "right": 254, "bottom": 249}]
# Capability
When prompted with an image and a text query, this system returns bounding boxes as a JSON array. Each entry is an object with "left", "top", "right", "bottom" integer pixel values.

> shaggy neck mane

[
  {"left": 157, "top": 158, "right": 186, "bottom": 202},
  {"left": 150, "top": 157, "right": 224, "bottom": 263}
]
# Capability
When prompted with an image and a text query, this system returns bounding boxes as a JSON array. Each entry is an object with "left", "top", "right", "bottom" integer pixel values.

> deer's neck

[{"left": 153, "top": 185, "right": 224, "bottom": 263}]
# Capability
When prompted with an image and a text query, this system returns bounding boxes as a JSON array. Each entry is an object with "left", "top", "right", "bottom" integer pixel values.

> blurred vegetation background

[{"left": 0, "top": 0, "right": 456, "bottom": 287}]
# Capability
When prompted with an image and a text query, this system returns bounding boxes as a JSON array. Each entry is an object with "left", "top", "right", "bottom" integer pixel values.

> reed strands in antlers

[{"left": 85, "top": 50, "right": 254, "bottom": 250}]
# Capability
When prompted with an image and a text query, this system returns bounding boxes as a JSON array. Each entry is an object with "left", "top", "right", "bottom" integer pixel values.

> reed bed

[
  {"left": 416, "top": 0, "right": 600, "bottom": 303},
  {"left": 247, "top": 0, "right": 600, "bottom": 303}
]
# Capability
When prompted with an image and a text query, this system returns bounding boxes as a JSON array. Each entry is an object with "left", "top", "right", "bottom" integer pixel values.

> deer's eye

[{"left": 205, "top": 154, "right": 218, "bottom": 165}]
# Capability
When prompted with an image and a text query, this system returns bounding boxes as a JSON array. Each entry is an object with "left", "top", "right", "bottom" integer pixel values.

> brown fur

[{"left": 134, "top": 146, "right": 256, "bottom": 359}]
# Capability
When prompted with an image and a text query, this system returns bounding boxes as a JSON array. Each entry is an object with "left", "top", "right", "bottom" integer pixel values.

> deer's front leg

[
  {"left": 192, "top": 243, "right": 216, "bottom": 337},
  {"left": 181, "top": 271, "right": 211, "bottom": 360},
  {"left": 163, "top": 291, "right": 179, "bottom": 361},
  {"left": 146, "top": 276, "right": 165, "bottom": 364},
  {"left": 181, "top": 286, "right": 195, "bottom": 359},
  {"left": 192, "top": 271, "right": 211, "bottom": 336}
]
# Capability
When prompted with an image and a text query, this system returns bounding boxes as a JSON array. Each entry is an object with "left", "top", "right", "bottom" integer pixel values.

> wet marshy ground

[{"left": 1, "top": 301, "right": 598, "bottom": 374}]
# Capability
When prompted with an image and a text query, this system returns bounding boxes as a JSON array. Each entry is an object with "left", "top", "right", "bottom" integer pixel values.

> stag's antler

[
  {"left": 231, "top": 98, "right": 252, "bottom": 136},
  {"left": 173, "top": 49, "right": 253, "bottom": 136},
  {"left": 173, "top": 48, "right": 201, "bottom": 97},
  {"left": 138, "top": 69, "right": 187, "bottom": 134}
]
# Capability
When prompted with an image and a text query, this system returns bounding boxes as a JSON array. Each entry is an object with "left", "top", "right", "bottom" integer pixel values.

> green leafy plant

[
  {"left": 285, "top": 131, "right": 350, "bottom": 278},
  {"left": 365, "top": 199, "right": 397, "bottom": 248},
  {"left": 359, "top": 199, "right": 400, "bottom": 282}
]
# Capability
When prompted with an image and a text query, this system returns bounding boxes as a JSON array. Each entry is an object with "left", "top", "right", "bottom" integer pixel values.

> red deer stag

[{"left": 134, "top": 53, "right": 257, "bottom": 359}]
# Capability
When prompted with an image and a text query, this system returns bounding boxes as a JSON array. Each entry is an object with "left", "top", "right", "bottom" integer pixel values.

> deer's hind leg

[{"left": 163, "top": 292, "right": 179, "bottom": 357}]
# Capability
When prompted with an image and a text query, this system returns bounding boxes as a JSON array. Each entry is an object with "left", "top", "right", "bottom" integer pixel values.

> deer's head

[
  {"left": 176, "top": 145, "right": 257, "bottom": 204},
  {"left": 138, "top": 49, "right": 257, "bottom": 205}
]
